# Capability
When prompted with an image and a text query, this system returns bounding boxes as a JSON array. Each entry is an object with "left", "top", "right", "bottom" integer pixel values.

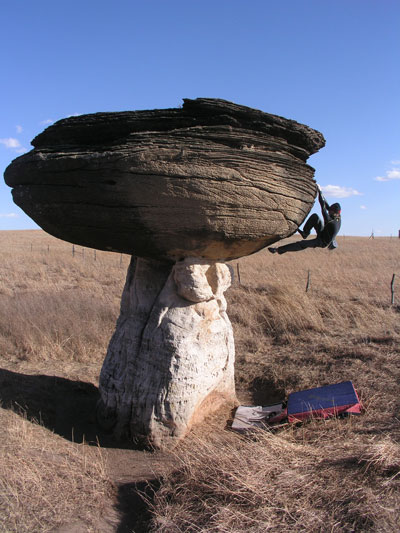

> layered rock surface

[{"left": 4, "top": 98, "right": 325, "bottom": 262}]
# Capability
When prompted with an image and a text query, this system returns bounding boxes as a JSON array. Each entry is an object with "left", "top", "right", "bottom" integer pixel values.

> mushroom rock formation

[{"left": 4, "top": 98, "right": 325, "bottom": 447}]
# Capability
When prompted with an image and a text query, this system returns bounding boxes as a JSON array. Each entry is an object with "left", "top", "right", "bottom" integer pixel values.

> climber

[{"left": 268, "top": 185, "right": 341, "bottom": 254}]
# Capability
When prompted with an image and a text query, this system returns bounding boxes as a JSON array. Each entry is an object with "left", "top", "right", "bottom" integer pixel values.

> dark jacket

[{"left": 318, "top": 191, "right": 341, "bottom": 247}]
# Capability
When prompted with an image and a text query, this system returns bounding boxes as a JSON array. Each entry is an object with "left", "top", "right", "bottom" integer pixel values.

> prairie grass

[
  {"left": 0, "top": 407, "right": 113, "bottom": 533},
  {"left": 148, "top": 235, "right": 400, "bottom": 532},
  {"left": 149, "top": 422, "right": 400, "bottom": 532},
  {"left": 0, "top": 231, "right": 123, "bottom": 532},
  {"left": 0, "top": 230, "right": 399, "bottom": 531},
  {"left": 0, "top": 231, "right": 129, "bottom": 375}
]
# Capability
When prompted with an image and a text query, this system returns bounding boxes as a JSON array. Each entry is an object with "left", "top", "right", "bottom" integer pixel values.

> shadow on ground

[
  {"left": 235, "top": 374, "right": 286, "bottom": 406},
  {"left": 0, "top": 367, "right": 134, "bottom": 449},
  {"left": 115, "top": 480, "right": 160, "bottom": 533},
  {"left": 249, "top": 376, "right": 286, "bottom": 405},
  {"left": 0, "top": 368, "right": 176, "bottom": 532}
]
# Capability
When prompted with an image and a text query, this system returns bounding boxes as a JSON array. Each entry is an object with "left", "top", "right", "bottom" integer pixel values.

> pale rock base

[{"left": 97, "top": 256, "right": 236, "bottom": 448}]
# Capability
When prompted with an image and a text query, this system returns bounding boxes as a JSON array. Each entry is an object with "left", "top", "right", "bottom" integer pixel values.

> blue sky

[{"left": 1, "top": 0, "right": 399, "bottom": 236}]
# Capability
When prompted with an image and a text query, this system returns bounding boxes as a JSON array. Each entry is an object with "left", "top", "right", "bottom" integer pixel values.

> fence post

[
  {"left": 306, "top": 270, "right": 311, "bottom": 292},
  {"left": 391, "top": 274, "right": 396, "bottom": 305},
  {"left": 236, "top": 263, "right": 241, "bottom": 286},
  {"left": 94, "top": 249, "right": 97, "bottom": 261},
  {"left": 72, "top": 244, "right": 75, "bottom": 257}
]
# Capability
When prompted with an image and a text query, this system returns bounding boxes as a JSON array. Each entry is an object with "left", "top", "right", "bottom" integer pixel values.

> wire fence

[
  {"left": 233, "top": 260, "right": 398, "bottom": 306},
  {"left": 4, "top": 238, "right": 399, "bottom": 307}
]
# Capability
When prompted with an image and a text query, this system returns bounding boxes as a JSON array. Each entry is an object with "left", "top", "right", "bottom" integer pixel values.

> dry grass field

[{"left": 0, "top": 230, "right": 399, "bottom": 532}]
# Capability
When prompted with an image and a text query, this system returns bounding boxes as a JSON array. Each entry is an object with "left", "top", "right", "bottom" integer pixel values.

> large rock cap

[{"left": 4, "top": 98, "right": 325, "bottom": 261}]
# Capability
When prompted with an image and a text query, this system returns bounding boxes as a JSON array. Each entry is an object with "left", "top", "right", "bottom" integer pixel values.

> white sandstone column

[{"left": 98, "top": 256, "right": 236, "bottom": 448}]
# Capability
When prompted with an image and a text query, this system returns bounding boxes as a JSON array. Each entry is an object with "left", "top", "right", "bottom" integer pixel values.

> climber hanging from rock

[{"left": 268, "top": 185, "right": 341, "bottom": 255}]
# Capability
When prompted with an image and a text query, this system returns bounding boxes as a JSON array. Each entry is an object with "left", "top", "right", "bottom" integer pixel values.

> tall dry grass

[
  {"left": 0, "top": 230, "right": 399, "bottom": 531},
  {"left": 0, "top": 231, "right": 129, "bottom": 379},
  {"left": 229, "top": 236, "right": 400, "bottom": 400},
  {"left": 0, "top": 231, "right": 124, "bottom": 532},
  {"left": 148, "top": 235, "right": 400, "bottom": 532},
  {"left": 0, "top": 408, "right": 113, "bottom": 533},
  {"left": 149, "top": 422, "right": 400, "bottom": 532}
]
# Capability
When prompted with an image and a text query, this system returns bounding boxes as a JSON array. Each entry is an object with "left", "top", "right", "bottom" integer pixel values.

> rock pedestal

[{"left": 97, "top": 256, "right": 235, "bottom": 447}]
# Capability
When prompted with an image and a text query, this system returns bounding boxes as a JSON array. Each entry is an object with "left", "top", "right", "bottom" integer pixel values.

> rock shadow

[
  {"left": 115, "top": 480, "right": 160, "bottom": 533},
  {"left": 0, "top": 367, "right": 134, "bottom": 449},
  {"left": 248, "top": 376, "right": 286, "bottom": 405}
]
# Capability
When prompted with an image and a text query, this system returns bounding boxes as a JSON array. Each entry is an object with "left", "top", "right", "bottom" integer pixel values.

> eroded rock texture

[
  {"left": 4, "top": 98, "right": 324, "bottom": 262},
  {"left": 97, "top": 256, "right": 235, "bottom": 447}
]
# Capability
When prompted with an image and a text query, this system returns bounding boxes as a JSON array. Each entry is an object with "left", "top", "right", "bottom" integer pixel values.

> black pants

[{"left": 277, "top": 214, "right": 326, "bottom": 254}]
